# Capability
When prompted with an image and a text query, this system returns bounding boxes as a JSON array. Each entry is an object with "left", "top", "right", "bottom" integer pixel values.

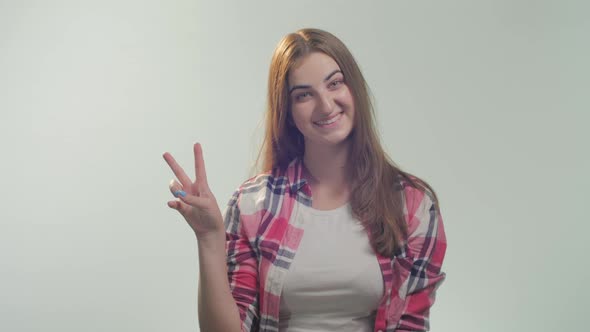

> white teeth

[{"left": 315, "top": 113, "right": 341, "bottom": 125}]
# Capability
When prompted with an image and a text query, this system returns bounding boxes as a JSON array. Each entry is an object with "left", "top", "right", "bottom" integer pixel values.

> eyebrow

[{"left": 288, "top": 69, "right": 343, "bottom": 94}]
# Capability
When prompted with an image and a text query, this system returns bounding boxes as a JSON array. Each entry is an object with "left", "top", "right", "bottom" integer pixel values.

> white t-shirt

[{"left": 278, "top": 203, "right": 384, "bottom": 331}]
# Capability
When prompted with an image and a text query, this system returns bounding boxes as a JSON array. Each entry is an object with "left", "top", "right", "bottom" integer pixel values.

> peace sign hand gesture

[{"left": 163, "top": 143, "right": 224, "bottom": 239}]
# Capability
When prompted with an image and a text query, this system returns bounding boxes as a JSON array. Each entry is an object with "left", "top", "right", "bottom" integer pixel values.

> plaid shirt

[{"left": 224, "top": 158, "right": 446, "bottom": 332}]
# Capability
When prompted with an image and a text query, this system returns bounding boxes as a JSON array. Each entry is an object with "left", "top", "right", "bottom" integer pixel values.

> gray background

[{"left": 1, "top": 0, "right": 588, "bottom": 331}]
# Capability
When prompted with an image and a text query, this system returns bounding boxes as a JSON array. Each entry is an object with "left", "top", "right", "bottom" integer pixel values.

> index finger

[
  {"left": 163, "top": 152, "right": 193, "bottom": 190},
  {"left": 194, "top": 143, "right": 209, "bottom": 189}
]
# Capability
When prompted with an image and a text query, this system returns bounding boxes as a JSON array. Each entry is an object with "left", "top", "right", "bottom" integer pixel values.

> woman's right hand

[{"left": 163, "top": 143, "right": 224, "bottom": 239}]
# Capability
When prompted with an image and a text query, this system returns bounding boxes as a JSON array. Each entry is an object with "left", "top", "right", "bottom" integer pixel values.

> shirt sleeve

[
  {"left": 393, "top": 189, "right": 447, "bottom": 331},
  {"left": 224, "top": 189, "right": 260, "bottom": 332}
]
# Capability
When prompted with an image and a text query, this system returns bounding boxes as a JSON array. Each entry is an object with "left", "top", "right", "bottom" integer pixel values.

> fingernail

[{"left": 173, "top": 190, "right": 186, "bottom": 198}]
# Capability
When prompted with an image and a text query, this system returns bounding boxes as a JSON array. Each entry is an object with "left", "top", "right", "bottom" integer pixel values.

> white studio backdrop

[{"left": 1, "top": 1, "right": 588, "bottom": 331}]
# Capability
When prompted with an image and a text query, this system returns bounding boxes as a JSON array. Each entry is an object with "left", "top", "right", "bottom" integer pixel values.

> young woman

[{"left": 163, "top": 28, "right": 446, "bottom": 332}]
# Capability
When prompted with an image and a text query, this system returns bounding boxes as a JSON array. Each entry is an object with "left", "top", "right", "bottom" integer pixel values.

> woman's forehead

[{"left": 288, "top": 52, "right": 341, "bottom": 86}]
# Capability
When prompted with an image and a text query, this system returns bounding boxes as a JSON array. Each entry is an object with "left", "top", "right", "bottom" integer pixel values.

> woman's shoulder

[
  {"left": 236, "top": 162, "right": 299, "bottom": 193},
  {"left": 396, "top": 173, "right": 438, "bottom": 212},
  {"left": 237, "top": 171, "right": 272, "bottom": 193},
  {"left": 231, "top": 168, "right": 291, "bottom": 212}
]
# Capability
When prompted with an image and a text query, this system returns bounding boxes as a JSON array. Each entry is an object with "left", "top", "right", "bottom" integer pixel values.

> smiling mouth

[{"left": 314, "top": 112, "right": 343, "bottom": 126}]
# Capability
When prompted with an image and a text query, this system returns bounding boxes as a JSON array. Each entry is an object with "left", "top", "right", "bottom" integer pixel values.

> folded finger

[
  {"left": 167, "top": 199, "right": 193, "bottom": 219},
  {"left": 176, "top": 191, "right": 209, "bottom": 209},
  {"left": 167, "top": 200, "right": 180, "bottom": 209}
]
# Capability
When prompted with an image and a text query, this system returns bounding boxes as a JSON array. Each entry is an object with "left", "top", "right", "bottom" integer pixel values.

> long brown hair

[{"left": 256, "top": 28, "right": 438, "bottom": 257}]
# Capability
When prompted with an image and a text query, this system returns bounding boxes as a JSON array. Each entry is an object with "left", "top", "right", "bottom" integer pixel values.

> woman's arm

[
  {"left": 197, "top": 231, "right": 242, "bottom": 332},
  {"left": 393, "top": 188, "right": 447, "bottom": 331},
  {"left": 163, "top": 144, "right": 244, "bottom": 332}
]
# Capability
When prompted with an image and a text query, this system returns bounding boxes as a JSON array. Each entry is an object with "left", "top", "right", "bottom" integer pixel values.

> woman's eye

[
  {"left": 329, "top": 80, "right": 343, "bottom": 88},
  {"left": 295, "top": 92, "right": 311, "bottom": 101}
]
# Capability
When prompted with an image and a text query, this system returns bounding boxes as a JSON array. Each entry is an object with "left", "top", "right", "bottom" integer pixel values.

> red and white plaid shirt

[{"left": 224, "top": 158, "right": 446, "bottom": 332}]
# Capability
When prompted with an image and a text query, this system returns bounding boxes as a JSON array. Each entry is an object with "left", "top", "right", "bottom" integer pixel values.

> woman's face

[{"left": 287, "top": 52, "right": 355, "bottom": 149}]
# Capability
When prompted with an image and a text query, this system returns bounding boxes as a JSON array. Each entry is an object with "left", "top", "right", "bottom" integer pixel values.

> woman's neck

[{"left": 302, "top": 140, "right": 350, "bottom": 189}]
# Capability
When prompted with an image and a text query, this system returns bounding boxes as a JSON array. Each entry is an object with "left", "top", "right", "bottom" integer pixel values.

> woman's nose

[{"left": 317, "top": 93, "right": 335, "bottom": 113}]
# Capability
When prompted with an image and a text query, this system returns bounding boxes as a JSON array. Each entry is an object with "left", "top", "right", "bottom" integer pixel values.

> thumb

[
  {"left": 169, "top": 179, "right": 187, "bottom": 198},
  {"left": 169, "top": 179, "right": 208, "bottom": 209}
]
